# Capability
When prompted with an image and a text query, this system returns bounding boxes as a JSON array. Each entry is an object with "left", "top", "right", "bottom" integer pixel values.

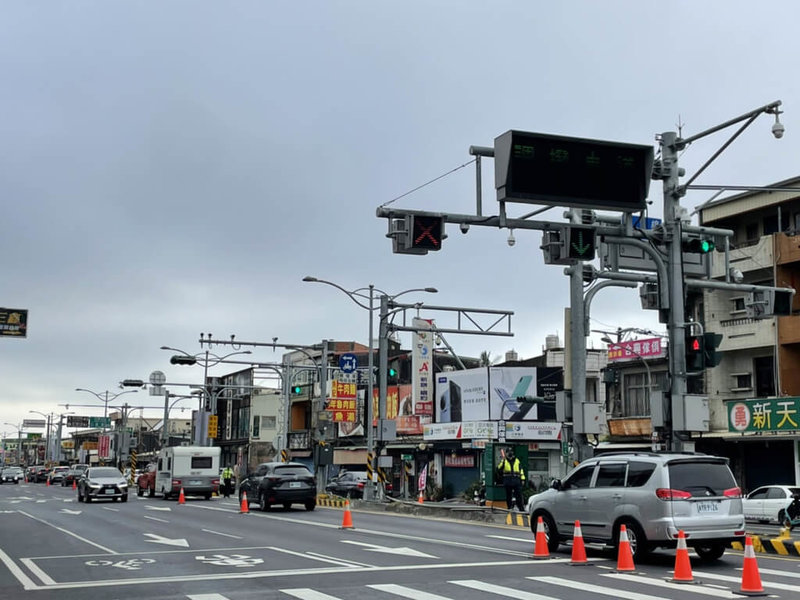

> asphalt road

[{"left": 1, "top": 480, "right": 799, "bottom": 600}]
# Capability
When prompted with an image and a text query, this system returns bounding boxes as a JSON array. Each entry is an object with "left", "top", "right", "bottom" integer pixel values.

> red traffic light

[{"left": 691, "top": 338, "right": 701, "bottom": 351}]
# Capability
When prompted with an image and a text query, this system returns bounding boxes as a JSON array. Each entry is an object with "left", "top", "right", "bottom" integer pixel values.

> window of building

[
  {"left": 754, "top": 356, "right": 775, "bottom": 397},
  {"left": 745, "top": 222, "right": 759, "bottom": 243},
  {"left": 527, "top": 451, "right": 548, "bottom": 473},
  {"left": 621, "top": 370, "right": 666, "bottom": 416},
  {"left": 731, "top": 372, "right": 753, "bottom": 391},
  {"left": 261, "top": 416, "right": 276, "bottom": 429},
  {"left": 730, "top": 297, "right": 746, "bottom": 314},
  {"left": 252, "top": 415, "right": 260, "bottom": 438}
]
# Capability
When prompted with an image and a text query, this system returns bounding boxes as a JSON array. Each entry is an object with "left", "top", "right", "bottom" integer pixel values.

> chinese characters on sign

[
  {"left": 607, "top": 337, "right": 663, "bottom": 361},
  {"left": 328, "top": 379, "right": 357, "bottom": 423},
  {"left": 728, "top": 398, "right": 800, "bottom": 433},
  {"left": 0, "top": 308, "right": 27, "bottom": 338}
]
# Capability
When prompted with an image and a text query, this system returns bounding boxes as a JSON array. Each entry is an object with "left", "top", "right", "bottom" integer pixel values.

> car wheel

[
  {"left": 121, "top": 494, "right": 128, "bottom": 503},
  {"left": 532, "top": 511, "right": 560, "bottom": 553},
  {"left": 283, "top": 502, "right": 292, "bottom": 510},
  {"left": 259, "top": 492, "right": 270, "bottom": 512},
  {"left": 305, "top": 499, "right": 316, "bottom": 511},
  {"left": 616, "top": 520, "right": 649, "bottom": 561},
  {"left": 137, "top": 486, "right": 144, "bottom": 497},
  {"left": 204, "top": 493, "right": 212, "bottom": 500},
  {"left": 85, "top": 493, "right": 92, "bottom": 503},
  {"left": 694, "top": 543, "right": 726, "bottom": 562}
]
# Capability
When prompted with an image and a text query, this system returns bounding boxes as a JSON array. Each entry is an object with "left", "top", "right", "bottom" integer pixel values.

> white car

[{"left": 742, "top": 485, "right": 800, "bottom": 523}]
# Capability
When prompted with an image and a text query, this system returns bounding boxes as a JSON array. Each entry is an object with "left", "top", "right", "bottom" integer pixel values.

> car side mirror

[{"left": 551, "top": 479, "right": 562, "bottom": 491}]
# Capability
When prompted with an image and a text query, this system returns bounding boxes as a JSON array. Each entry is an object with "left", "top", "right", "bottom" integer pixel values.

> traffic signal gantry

[{"left": 377, "top": 100, "right": 794, "bottom": 455}]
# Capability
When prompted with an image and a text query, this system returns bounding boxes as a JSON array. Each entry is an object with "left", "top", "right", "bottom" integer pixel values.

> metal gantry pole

[{"left": 365, "top": 285, "right": 376, "bottom": 500}]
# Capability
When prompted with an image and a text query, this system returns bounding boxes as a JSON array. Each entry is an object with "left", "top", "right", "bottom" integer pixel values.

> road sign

[
  {"left": 208, "top": 415, "right": 218, "bottom": 438},
  {"left": 89, "top": 417, "right": 111, "bottom": 428},
  {"left": 22, "top": 419, "right": 46, "bottom": 428},
  {"left": 339, "top": 353, "right": 358, "bottom": 373},
  {"left": 67, "top": 416, "right": 90, "bottom": 428}
]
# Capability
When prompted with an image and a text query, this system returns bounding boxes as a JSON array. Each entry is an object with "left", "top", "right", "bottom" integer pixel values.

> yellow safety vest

[{"left": 498, "top": 458, "right": 525, "bottom": 480}]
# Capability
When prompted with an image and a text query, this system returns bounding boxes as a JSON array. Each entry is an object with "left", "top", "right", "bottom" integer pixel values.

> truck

[{"left": 141, "top": 446, "right": 220, "bottom": 500}]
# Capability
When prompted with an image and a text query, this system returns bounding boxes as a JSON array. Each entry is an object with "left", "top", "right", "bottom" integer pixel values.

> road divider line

[
  {"left": 144, "top": 516, "right": 169, "bottom": 523},
  {"left": 0, "top": 546, "right": 38, "bottom": 590},
  {"left": 268, "top": 546, "right": 363, "bottom": 568},
  {"left": 201, "top": 529, "right": 242, "bottom": 539},
  {"left": 18, "top": 510, "right": 118, "bottom": 554},
  {"left": 19, "top": 558, "right": 57, "bottom": 586}
]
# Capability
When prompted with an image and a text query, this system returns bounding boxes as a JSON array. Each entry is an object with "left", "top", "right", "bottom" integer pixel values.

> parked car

[
  {"left": 31, "top": 466, "right": 49, "bottom": 483},
  {"left": 61, "top": 464, "right": 89, "bottom": 487},
  {"left": 136, "top": 463, "right": 157, "bottom": 497},
  {"left": 325, "top": 471, "right": 393, "bottom": 498},
  {"left": 239, "top": 462, "right": 316, "bottom": 511},
  {"left": 77, "top": 466, "right": 129, "bottom": 503},
  {"left": 526, "top": 452, "right": 745, "bottom": 562},
  {"left": 742, "top": 485, "right": 800, "bottom": 524},
  {"left": 0, "top": 467, "right": 24, "bottom": 484},
  {"left": 48, "top": 466, "right": 70, "bottom": 485}
]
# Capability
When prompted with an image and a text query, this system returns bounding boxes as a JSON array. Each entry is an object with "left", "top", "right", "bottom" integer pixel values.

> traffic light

[
  {"left": 291, "top": 385, "right": 303, "bottom": 395},
  {"left": 407, "top": 215, "right": 445, "bottom": 251},
  {"left": 703, "top": 332, "right": 723, "bottom": 367},
  {"left": 170, "top": 355, "right": 197, "bottom": 365},
  {"left": 682, "top": 237, "right": 715, "bottom": 253},
  {"left": 685, "top": 332, "right": 705, "bottom": 371},
  {"left": 120, "top": 379, "right": 145, "bottom": 388},
  {"left": 387, "top": 367, "right": 398, "bottom": 383},
  {"left": 564, "top": 225, "right": 596, "bottom": 261}
]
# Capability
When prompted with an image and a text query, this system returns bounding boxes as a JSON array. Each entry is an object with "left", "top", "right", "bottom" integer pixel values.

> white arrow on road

[
  {"left": 341, "top": 540, "right": 437, "bottom": 558},
  {"left": 144, "top": 533, "right": 189, "bottom": 547},
  {"left": 145, "top": 505, "right": 172, "bottom": 511},
  {"left": 60, "top": 509, "right": 82, "bottom": 515}
]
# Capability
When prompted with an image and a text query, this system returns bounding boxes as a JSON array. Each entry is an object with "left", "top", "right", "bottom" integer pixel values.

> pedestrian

[
  {"left": 222, "top": 465, "right": 234, "bottom": 498},
  {"left": 497, "top": 448, "right": 526, "bottom": 511}
]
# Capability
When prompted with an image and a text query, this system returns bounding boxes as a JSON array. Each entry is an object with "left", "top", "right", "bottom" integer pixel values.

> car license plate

[
  {"left": 289, "top": 482, "right": 301, "bottom": 488},
  {"left": 104, "top": 489, "right": 115, "bottom": 495},
  {"left": 697, "top": 501, "right": 719, "bottom": 513},
  {"left": 190, "top": 480, "right": 201, "bottom": 486}
]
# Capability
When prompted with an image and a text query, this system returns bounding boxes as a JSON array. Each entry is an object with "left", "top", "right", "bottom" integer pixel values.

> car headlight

[
  {"left": 119, "top": 483, "right": 128, "bottom": 489},
  {"left": 87, "top": 481, "right": 102, "bottom": 488}
]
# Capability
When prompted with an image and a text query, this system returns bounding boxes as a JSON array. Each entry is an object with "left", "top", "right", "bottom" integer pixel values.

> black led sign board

[{"left": 494, "top": 130, "right": 654, "bottom": 212}]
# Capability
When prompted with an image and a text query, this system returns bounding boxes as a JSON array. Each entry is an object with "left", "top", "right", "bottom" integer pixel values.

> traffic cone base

[
  {"left": 417, "top": 490, "right": 424, "bottom": 503},
  {"left": 240, "top": 492, "right": 249, "bottom": 514},
  {"left": 615, "top": 524, "right": 636, "bottom": 572},
  {"left": 72, "top": 479, "right": 77, "bottom": 490},
  {"left": 340, "top": 500, "right": 354, "bottom": 529},
  {"left": 670, "top": 530, "right": 694, "bottom": 584},
  {"left": 178, "top": 488, "right": 186, "bottom": 505},
  {"left": 738, "top": 536, "right": 766, "bottom": 596},
  {"left": 531, "top": 516, "right": 551, "bottom": 560},
  {"left": 569, "top": 520, "right": 589, "bottom": 565}
]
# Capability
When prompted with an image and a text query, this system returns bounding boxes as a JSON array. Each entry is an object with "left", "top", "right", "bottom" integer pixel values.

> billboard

[{"left": 0, "top": 308, "right": 27, "bottom": 338}]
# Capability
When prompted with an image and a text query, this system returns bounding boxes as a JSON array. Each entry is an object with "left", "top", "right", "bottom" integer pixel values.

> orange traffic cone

[
  {"left": 46, "top": 478, "right": 51, "bottom": 487},
  {"left": 239, "top": 492, "right": 249, "bottom": 514},
  {"left": 738, "top": 536, "right": 765, "bottom": 596},
  {"left": 417, "top": 490, "right": 424, "bottom": 504},
  {"left": 72, "top": 479, "right": 76, "bottom": 490},
  {"left": 615, "top": 524, "right": 636, "bottom": 572},
  {"left": 531, "top": 516, "right": 550, "bottom": 559},
  {"left": 670, "top": 530, "right": 694, "bottom": 583},
  {"left": 570, "top": 520, "right": 588, "bottom": 565},
  {"left": 178, "top": 488, "right": 186, "bottom": 505},
  {"left": 340, "top": 499, "right": 354, "bottom": 529}
]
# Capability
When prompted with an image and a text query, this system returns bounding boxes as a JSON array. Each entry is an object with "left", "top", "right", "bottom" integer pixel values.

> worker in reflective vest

[
  {"left": 222, "top": 466, "right": 234, "bottom": 498},
  {"left": 497, "top": 448, "right": 526, "bottom": 511}
]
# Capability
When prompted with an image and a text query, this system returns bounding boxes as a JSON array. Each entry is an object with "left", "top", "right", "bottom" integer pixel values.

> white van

[{"left": 155, "top": 446, "right": 221, "bottom": 500}]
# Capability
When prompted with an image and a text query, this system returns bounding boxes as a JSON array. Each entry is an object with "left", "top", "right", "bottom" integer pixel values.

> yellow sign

[{"left": 208, "top": 415, "right": 218, "bottom": 438}]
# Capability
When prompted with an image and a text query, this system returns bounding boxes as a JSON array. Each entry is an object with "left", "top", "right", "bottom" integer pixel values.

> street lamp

[
  {"left": 160, "top": 346, "right": 252, "bottom": 446},
  {"left": 74, "top": 388, "right": 139, "bottom": 424},
  {"left": 303, "top": 276, "right": 437, "bottom": 500},
  {"left": 3, "top": 422, "right": 23, "bottom": 466},
  {"left": 28, "top": 411, "right": 54, "bottom": 463}
]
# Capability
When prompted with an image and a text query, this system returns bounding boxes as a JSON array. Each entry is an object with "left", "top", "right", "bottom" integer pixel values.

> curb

[
  {"left": 732, "top": 531, "right": 800, "bottom": 556},
  {"left": 317, "top": 496, "right": 348, "bottom": 508}
]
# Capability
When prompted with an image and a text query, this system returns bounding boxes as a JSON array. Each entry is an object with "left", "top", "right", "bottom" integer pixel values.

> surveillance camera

[
  {"left": 772, "top": 121, "right": 785, "bottom": 139},
  {"left": 460, "top": 222, "right": 470, "bottom": 234},
  {"left": 507, "top": 230, "right": 516, "bottom": 247},
  {"left": 729, "top": 268, "right": 744, "bottom": 283}
]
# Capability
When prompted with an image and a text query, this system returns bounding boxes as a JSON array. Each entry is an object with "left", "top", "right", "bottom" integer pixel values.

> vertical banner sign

[
  {"left": 417, "top": 462, "right": 428, "bottom": 493},
  {"left": 98, "top": 434, "right": 111, "bottom": 459},
  {"left": 412, "top": 317, "right": 434, "bottom": 422},
  {"left": 329, "top": 379, "right": 357, "bottom": 423}
]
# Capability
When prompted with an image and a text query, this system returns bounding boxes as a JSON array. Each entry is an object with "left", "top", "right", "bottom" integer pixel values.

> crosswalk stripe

[
  {"left": 599, "top": 573, "right": 738, "bottom": 598},
  {"left": 450, "top": 579, "right": 557, "bottom": 600},
  {"left": 187, "top": 595, "right": 230, "bottom": 600},
  {"left": 532, "top": 576, "right": 678, "bottom": 600},
  {"left": 368, "top": 583, "right": 453, "bottom": 599},
  {"left": 693, "top": 570, "right": 800, "bottom": 592},
  {"left": 280, "top": 589, "right": 343, "bottom": 599}
]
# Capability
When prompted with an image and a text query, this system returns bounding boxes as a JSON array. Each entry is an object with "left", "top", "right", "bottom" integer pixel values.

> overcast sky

[{"left": 2, "top": 1, "right": 799, "bottom": 439}]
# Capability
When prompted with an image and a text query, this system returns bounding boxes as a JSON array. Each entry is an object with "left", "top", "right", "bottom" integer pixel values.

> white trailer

[{"left": 155, "top": 446, "right": 220, "bottom": 500}]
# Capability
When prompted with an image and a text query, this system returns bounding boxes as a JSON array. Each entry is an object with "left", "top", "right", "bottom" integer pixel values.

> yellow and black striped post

[
  {"left": 129, "top": 450, "right": 137, "bottom": 486},
  {"left": 280, "top": 449, "right": 289, "bottom": 463},
  {"left": 366, "top": 452, "right": 374, "bottom": 483}
]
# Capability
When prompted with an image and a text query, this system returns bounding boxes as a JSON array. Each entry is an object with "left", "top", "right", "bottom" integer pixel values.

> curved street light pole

[
  {"left": 28, "top": 410, "right": 54, "bottom": 463},
  {"left": 74, "top": 388, "right": 138, "bottom": 425},
  {"left": 303, "top": 276, "right": 437, "bottom": 501}
]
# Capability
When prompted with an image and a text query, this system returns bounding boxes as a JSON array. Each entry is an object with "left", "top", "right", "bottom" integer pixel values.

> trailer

[{"left": 154, "top": 446, "right": 220, "bottom": 500}]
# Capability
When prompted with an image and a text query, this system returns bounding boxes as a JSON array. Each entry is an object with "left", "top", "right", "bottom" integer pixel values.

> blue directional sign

[{"left": 339, "top": 353, "right": 358, "bottom": 374}]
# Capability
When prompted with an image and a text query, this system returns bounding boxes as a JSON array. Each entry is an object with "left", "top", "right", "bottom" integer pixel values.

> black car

[
  {"left": 61, "top": 464, "right": 89, "bottom": 487},
  {"left": 325, "top": 471, "right": 371, "bottom": 499},
  {"left": 239, "top": 462, "right": 316, "bottom": 512},
  {"left": 0, "top": 467, "right": 24, "bottom": 484}
]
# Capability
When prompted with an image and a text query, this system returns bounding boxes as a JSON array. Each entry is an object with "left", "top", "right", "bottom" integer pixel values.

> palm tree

[{"left": 479, "top": 351, "right": 494, "bottom": 367}]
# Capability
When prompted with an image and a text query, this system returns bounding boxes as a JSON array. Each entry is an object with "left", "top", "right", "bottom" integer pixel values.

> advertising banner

[
  {"left": 435, "top": 368, "right": 490, "bottom": 422},
  {"left": 423, "top": 421, "right": 497, "bottom": 441},
  {"left": 97, "top": 434, "right": 111, "bottom": 459},
  {"left": 412, "top": 317, "right": 434, "bottom": 416},
  {"left": 607, "top": 337, "right": 663, "bottom": 361},
  {"left": 488, "top": 367, "right": 539, "bottom": 420},
  {"left": 502, "top": 421, "right": 562, "bottom": 441},
  {"left": 0, "top": 308, "right": 27, "bottom": 338},
  {"left": 728, "top": 397, "right": 800, "bottom": 433}
]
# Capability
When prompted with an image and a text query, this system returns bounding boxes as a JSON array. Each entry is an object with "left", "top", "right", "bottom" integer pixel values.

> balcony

[
  {"left": 710, "top": 236, "right": 773, "bottom": 279},
  {"left": 775, "top": 232, "right": 800, "bottom": 266}
]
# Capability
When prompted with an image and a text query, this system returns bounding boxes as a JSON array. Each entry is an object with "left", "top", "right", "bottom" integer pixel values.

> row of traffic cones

[{"left": 531, "top": 516, "right": 765, "bottom": 595}]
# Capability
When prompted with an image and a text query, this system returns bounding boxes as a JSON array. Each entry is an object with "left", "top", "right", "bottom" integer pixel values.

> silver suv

[{"left": 527, "top": 452, "right": 745, "bottom": 561}]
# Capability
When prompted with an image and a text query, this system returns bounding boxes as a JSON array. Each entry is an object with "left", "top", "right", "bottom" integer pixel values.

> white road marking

[
  {"left": 280, "top": 589, "right": 343, "bottom": 599},
  {"left": 486, "top": 534, "right": 533, "bottom": 542},
  {"left": 340, "top": 540, "right": 437, "bottom": 558},
  {"left": 451, "top": 579, "right": 557, "bottom": 599},
  {"left": 20, "top": 558, "right": 58, "bottom": 585},
  {"left": 60, "top": 509, "right": 81, "bottom": 515},
  {"left": 551, "top": 574, "right": 738, "bottom": 599},
  {"left": 369, "top": 583, "right": 453, "bottom": 599},
  {"left": 201, "top": 529, "right": 243, "bottom": 539},
  {"left": 102, "top": 506, "right": 120, "bottom": 512},
  {"left": 144, "top": 515, "right": 169, "bottom": 523},
  {"left": 187, "top": 595, "right": 231, "bottom": 600},
  {"left": 694, "top": 570, "right": 800, "bottom": 592},
  {"left": 18, "top": 510, "right": 117, "bottom": 554},
  {"left": 268, "top": 546, "right": 364, "bottom": 567},
  {"left": 144, "top": 533, "right": 189, "bottom": 547},
  {"left": 146, "top": 505, "right": 172, "bottom": 511},
  {"left": 0, "top": 546, "right": 38, "bottom": 590}
]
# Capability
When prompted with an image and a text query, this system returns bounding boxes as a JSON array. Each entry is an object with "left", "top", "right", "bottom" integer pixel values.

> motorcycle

[{"left": 782, "top": 492, "right": 800, "bottom": 530}]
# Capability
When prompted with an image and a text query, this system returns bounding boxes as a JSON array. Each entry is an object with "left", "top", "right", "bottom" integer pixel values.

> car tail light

[
  {"left": 357, "top": 482, "right": 365, "bottom": 489},
  {"left": 723, "top": 487, "right": 742, "bottom": 498},
  {"left": 656, "top": 488, "right": 692, "bottom": 500},
  {"left": 212, "top": 479, "right": 220, "bottom": 486},
  {"left": 172, "top": 479, "right": 181, "bottom": 487}
]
